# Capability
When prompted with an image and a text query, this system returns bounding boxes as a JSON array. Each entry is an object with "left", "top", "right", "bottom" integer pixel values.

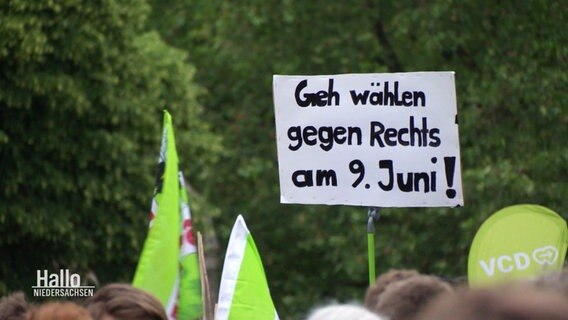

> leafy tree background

[
  {"left": 0, "top": 0, "right": 220, "bottom": 297},
  {"left": 1, "top": 0, "right": 566, "bottom": 319}
]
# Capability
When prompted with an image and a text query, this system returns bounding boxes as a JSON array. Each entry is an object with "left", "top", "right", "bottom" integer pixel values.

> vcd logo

[{"left": 479, "top": 245, "right": 559, "bottom": 276}]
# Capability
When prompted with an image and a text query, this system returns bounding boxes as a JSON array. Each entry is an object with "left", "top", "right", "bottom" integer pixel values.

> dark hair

[
  {"left": 84, "top": 284, "right": 167, "bottom": 320},
  {"left": 373, "top": 275, "right": 454, "bottom": 320},
  {"left": 0, "top": 292, "right": 31, "bottom": 320},
  {"left": 364, "top": 269, "right": 419, "bottom": 310},
  {"left": 417, "top": 286, "right": 568, "bottom": 320},
  {"left": 531, "top": 267, "right": 568, "bottom": 298}
]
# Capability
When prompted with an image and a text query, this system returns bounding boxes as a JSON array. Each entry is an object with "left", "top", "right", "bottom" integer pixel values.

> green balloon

[{"left": 468, "top": 204, "right": 567, "bottom": 286}]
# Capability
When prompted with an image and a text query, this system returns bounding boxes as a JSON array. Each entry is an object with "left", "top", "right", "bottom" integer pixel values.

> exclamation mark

[{"left": 444, "top": 156, "right": 457, "bottom": 199}]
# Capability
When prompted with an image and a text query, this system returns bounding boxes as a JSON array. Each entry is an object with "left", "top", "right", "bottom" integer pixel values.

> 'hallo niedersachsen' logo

[
  {"left": 33, "top": 269, "right": 95, "bottom": 297},
  {"left": 479, "top": 245, "right": 559, "bottom": 277}
]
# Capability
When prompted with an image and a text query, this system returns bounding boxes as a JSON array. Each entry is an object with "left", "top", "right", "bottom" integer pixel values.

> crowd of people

[
  {"left": 0, "top": 284, "right": 166, "bottom": 320},
  {"left": 1, "top": 267, "right": 567, "bottom": 319},
  {"left": 306, "top": 266, "right": 568, "bottom": 320}
]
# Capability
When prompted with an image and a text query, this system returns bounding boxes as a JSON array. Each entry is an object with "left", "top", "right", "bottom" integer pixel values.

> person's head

[
  {"left": 417, "top": 285, "right": 568, "bottom": 320},
  {"left": 372, "top": 274, "right": 454, "bottom": 320},
  {"left": 84, "top": 284, "right": 167, "bottom": 320},
  {"left": 0, "top": 292, "right": 31, "bottom": 320},
  {"left": 306, "top": 304, "right": 386, "bottom": 320},
  {"left": 530, "top": 267, "right": 568, "bottom": 298},
  {"left": 28, "top": 301, "right": 92, "bottom": 320},
  {"left": 364, "top": 269, "right": 419, "bottom": 310}
]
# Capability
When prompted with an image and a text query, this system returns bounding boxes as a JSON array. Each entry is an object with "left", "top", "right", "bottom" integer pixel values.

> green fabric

[
  {"left": 133, "top": 111, "right": 180, "bottom": 306},
  {"left": 179, "top": 253, "right": 202, "bottom": 319},
  {"left": 468, "top": 204, "right": 567, "bottom": 286},
  {"left": 228, "top": 233, "right": 278, "bottom": 320},
  {"left": 178, "top": 176, "right": 202, "bottom": 320}
]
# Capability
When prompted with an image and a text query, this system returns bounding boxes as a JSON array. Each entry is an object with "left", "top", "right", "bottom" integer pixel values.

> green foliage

[
  {"left": 148, "top": 0, "right": 567, "bottom": 318},
  {"left": 0, "top": 0, "right": 566, "bottom": 319},
  {"left": 0, "top": 0, "right": 220, "bottom": 296}
]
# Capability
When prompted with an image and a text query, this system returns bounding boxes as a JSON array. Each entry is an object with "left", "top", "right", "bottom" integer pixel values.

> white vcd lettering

[
  {"left": 478, "top": 245, "right": 560, "bottom": 276},
  {"left": 479, "top": 258, "right": 496, "bottom": 276},
  {"left": 513, "top": 252, "right": 530, "bottom": 270},
  {"left": 497, "top": 255, "right": 514, "bottom": 273}
]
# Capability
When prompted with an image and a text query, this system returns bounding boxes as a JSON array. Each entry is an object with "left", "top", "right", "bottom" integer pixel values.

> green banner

[
  {"left": 133, "top": 111, "right": 180, "bottom": 307},
  {"left": 468, "top": 204, "right": 567, "bottom": 286},
  {"left": 216, "top": 215, "right": 279, "bottom": 320}
]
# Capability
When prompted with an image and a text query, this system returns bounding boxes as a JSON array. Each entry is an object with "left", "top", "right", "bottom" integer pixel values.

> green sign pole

[{"left": 367, "top": 207, "right": 380, "bottom": 286}]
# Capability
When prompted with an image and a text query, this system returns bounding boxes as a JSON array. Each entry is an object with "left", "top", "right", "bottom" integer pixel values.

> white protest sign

[{"left": 272, "top": 72, "right": 463, "bottom": 207}]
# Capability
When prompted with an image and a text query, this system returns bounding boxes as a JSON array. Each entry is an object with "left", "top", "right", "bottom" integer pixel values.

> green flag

[
  {"left": 468, "top": 204, "right": 568, "bottom": 286},
  {"left": 178, "top": 172, "right": 202, "bottom": 319},
  {"left": 133, "top": 111, "right": 202, "bottom": 319},
  {"left": 216, "top": 215, "right": 279, "bottom": 320}
]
